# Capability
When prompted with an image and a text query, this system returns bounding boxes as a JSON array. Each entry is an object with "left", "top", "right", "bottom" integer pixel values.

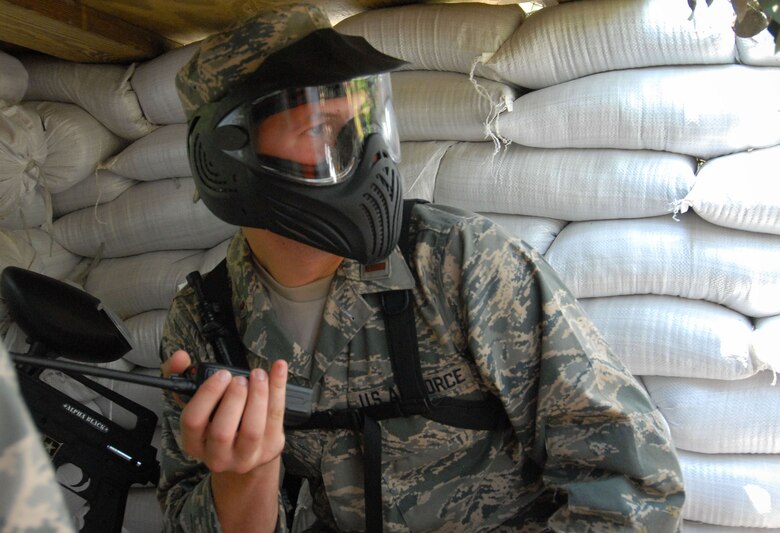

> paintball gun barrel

[{"left": 10, "top": 354, "right": 313, "bottom": 426}]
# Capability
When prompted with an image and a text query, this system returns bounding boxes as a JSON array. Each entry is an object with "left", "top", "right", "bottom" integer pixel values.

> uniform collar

[
  {"left": 228, "top": 232, "right": 415, "bottom": 298},
  {"left": 225, "top": 232, "right": 416, "bottom": 387},
  {"left": 339, "top": 246, "right": 416, "bottom": 294}
]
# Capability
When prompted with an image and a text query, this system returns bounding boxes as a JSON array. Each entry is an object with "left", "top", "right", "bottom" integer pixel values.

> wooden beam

[
  {"left": 81, "top": 0, "right": 288, "bottom": 46},
  {"left": 77, "top": 0, "right": 417, "bottom": 45},
  {"left": 0, "top": 0, "right": 170, "bottom": 63}
]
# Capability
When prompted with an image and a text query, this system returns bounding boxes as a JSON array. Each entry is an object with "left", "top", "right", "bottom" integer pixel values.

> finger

[
  {"left": 266, "top": 360, "right": 288, "bottom": 434},
  {"left": 161, "top": 350, "right": 193, "bottom": 407},
  {"left": 232, "top": 368, "right": 270, "bottom": 467},
  {"left": 180, "top": 369, "right": 231, "bottom": 459},
  {"left": 161, "top": 349, "right": 191, "bottom": 378},
  {"left": 205, "top": 375, "right": 250, "bottom": 472}
]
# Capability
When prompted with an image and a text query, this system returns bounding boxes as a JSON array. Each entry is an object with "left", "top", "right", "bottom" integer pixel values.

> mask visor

[{"left": 219, "top": 73, "right": 400, "bottom": 186}]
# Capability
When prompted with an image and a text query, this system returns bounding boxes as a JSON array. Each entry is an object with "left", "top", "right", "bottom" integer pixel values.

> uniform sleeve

[
  {"left": 447, "top": 214, "right": 685, "bottom": 532},
  {"left": 157, "top": 291, "right": 288, "bottom": 533},
  {"left": 0, "top": 341, "right": 75, "bottom": 533}
]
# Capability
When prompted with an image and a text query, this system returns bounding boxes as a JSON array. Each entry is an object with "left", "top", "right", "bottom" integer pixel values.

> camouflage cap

[{"left": 176, "top": 3, "right": 331, "bottom": 119}]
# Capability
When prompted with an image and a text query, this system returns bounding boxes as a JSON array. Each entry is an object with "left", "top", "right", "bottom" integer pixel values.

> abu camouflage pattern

[
  {"left": 0, "top": 342, "right": 74, "bottom": 533},
  {"left": 158, "top": 203, "right": 685, "bottom": 532},
  {"left": 175, "top": 3, "right": 331, "bottom": 119}
]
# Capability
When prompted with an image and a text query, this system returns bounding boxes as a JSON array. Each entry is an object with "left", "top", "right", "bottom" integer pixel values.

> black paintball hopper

[{"left": 1, "top": 266, "right": 132, "bottom": 362}]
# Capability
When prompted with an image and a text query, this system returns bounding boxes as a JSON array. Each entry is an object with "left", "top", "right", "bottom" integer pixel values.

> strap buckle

[
  {"left": 324, "top": 407, "right": 364, "bottom": 430},
  {"left": 399, "top": 397, "right": 433, "bottom": 416},
  {"left": 380, "top": 290, "right": 409, "bottom": 315}
]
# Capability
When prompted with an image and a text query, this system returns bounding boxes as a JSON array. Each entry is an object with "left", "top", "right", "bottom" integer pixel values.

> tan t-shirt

[{"left": 254, "top": 262, "right": 333, "bottom": 355}]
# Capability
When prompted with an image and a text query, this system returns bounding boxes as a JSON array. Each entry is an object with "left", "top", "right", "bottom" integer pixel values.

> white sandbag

[
  {"left": 753, "top": 315, "right": 780, "bottom": 374},
  {"left": 95, "top": 367, "right": 164, "bottom": 428},
  {"left": 84, "top": 249, "right": 204, "bottom": 319},
  {"left": 434, "top": 143, "right": 696, "bottom": 220},
  {"left": 21, "top": 101, "right": 126, "bottom": 194},
  {"left": 124, "top": 487, "right": 164, "bottom": 533},
  {"left": 644, "top": 372, "right": 780, "bottom": 454},
  {"left": 678, "top": 145, "right": 780, "bottom": 236},
  {"left": 335, "top": 3, "right": 525, "bottom": 80},
  {"left": 678, "top": 450, "right": 780, "bottom": 528},
  {"left": 400, "top": 141, "right": 455, "bottom": 202},
  {"left": 684, "top": 522, "right": 780, "bottom": 533},
  {"left": 123, "top": 310, "right": 168, "bottom": 369},
  {"left": 0, "top": 104, "right": 46, "bottom": 221},
  {"left": 393, "top": 71, "right": 518, "bottom": 142},
  {"left": 101, "top": 123, "right": 190, "bottom": 181},
  {"left": 485, "top": 0, "right": 735, "bottom": 89},
  {"left": 51, "top": 170, "right": 136, "bottom": 218},
  {"left": 0, "top": 228, "right": 81, "bottom": 280},
  {"left": 0, "top": 50, "right": 28, "bottom": 104},
  {"left": 737, "top": 28, "right": 780, "bottom": 66},
  {"left": 15, "top": 229, "right": 80, "bottom": 280},
  {"left": 0, "top": 191, "right": 48, "bottom": 230},
  {"left": 200, "top": 238, "right": 231, "bottom": 275},
  {"left": 0, "top": 229, "right": 38, "bottom": 270},
  {"left": 51, "top": 178, "right": 237, "bottom": 258},
  {"left": 498, "top": 65, "right": 780, "bottom": 160},
  {"left": 130, "top": 43, "right": 197, "bottom": 125},
  {"left": 22, "top": 56, "right": 156, "bottom": 140},
  {"left": 544, "top": 213, "right": 780, "bottom": 318},
  {"left": 580, "top": 295, "right": 758, "bottom": 380},
  {"left": 1, "top": 322, "right": 29, "bottom": 354},
  {"left": 481, "top": 213, "right": 566, "bottom": 255}
]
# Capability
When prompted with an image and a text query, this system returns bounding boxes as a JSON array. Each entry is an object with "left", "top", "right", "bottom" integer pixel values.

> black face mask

[{"left": 187, "top": 29, "right": 407, "bottom": 264}]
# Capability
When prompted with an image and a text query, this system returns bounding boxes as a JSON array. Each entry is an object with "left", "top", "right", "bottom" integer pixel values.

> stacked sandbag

[
  {"left": 0, "top": 55, "right": 119, "bottom": 528},
  {"left": 21, "top": 56, "right": 157, "bottom": 140},
  {"left": 0, "top": 50, "right": 28, "bottom": 105},
  {"left": 0, "top": 103, "right": 48, "bottom": 228},
  {"left": 0, "top": 51, "right": 234, "bottom": 531},
  {"left": 1, "top": 55, "right": 129, "bottom": 336},
  {"left": 335, "top": 3, "right": 572, "bottom": 254},
  {"left": 0, "top": 55, "right": 36, "bottom": 231},
  {"left": 470, "top": 0, "right": 779, "bottom": 530},
  {"left": 0, "top": 57, "right": 128, "bottom": 229}
]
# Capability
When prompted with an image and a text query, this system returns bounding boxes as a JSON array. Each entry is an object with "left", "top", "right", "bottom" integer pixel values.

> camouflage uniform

[
  {"left": 158, "top": 203, "right": 684, "bottom": 532},
  {"left": 175, "top": 4, "right": 331, "bottom": 119},
  {"left": 0, "top": 340, "right": 75, "bottom": 533}
]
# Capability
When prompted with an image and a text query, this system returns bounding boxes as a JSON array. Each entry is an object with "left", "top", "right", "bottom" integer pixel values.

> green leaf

[{"left": 734, "top": 3, "right": 770, "bottom": 37}]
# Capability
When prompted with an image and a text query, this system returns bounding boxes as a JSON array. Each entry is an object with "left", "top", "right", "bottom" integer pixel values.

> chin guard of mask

[{"left": 190, "top": 123, "right": 403, "bottom": 264}]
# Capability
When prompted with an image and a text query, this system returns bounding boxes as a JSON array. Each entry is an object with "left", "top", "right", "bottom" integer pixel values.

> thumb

[{"left": 161, "top": 349, "right": 192, "bottom": 378}]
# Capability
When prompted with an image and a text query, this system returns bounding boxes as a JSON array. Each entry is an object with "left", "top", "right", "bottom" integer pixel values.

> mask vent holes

[{"left": 192, "top": 135, "right": 237, "bottom": 193}]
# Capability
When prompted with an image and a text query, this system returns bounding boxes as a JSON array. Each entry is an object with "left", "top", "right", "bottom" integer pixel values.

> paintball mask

[{"left": 186, "top": 28, "right": 408, "bottom": 264}]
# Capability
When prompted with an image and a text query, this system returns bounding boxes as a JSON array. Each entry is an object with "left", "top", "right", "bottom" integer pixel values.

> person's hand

[{"left": 161, "top": 349, "right": 288, "bottom": 474}]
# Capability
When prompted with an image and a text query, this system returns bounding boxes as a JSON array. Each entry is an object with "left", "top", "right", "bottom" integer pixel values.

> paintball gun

[
  {"left": 1, "top": 266, "right": 313, "bottom": 532},
  {"left": 2, "top": 266, "right": 159, "bottom": 532}
]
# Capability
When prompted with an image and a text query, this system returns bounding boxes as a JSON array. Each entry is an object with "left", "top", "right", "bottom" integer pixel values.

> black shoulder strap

[
  {"left": 189, "top": 260, "right": 249, "bottom": 369},
  {"left": 381, "top": 199, "right": 432, "bottom": 416}
]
